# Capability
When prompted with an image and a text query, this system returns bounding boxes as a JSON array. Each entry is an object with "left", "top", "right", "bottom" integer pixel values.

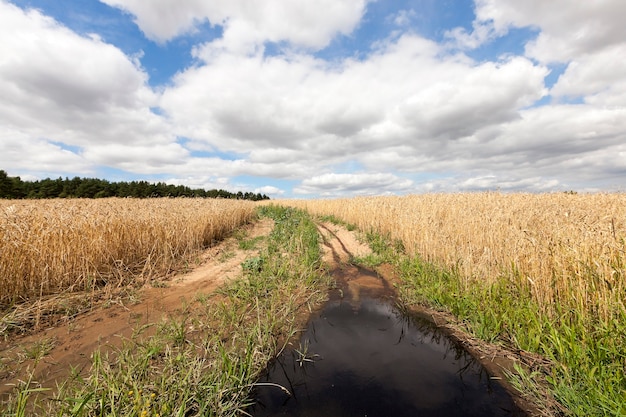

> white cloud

[
  {"left": 255, "top": 186, "right": 284, "bottom": 196},
  {"left": 83, "top": 143, "right": 189, "bottom": 167},
  {"left": 2, "top": 1, "right": 625, "bottom": 197},
  {"left": 401, "top": 0, "right": 626, "bottom": 194},
  {"left": 420, "top": 174, "right": 561, "bottom": 193},
  {"left": 395, "top": 56, "right": 547, "bottom": 139},
  {"left": 159, "top": 33, "right": 549, "bottom": 193},
  {"left": 471, "top": 0, "right": 626, "bottom": 63},
  {"left": 550, "top": 43, "right": 626, "bottom": 106},
  {"left": 391, "top": 9, "right": 417, "bottom": 27},
  {"left": 294, "top": 173, "right": 414, "bottom": 197},
  {"left": 162, "top": 33, "right": 546, "bottom": 157},
  {"left": 164, "top": 175, "right": 234, "bottom": 192},
  {"left": 444, "top": 20, "right": 501, "bottom": 50},
  {"left": 0, "top": 1, "right": 174, "bottom": 176},
  {"left": 353, "top": 100, "right": 626, "bottom": 194},
  {"left": 0, "top": 127, "right": 92, "bottom": 175},
  {"left": 0, "top": 3, "right": 154, "bottom": 115},
  {"left": 100, "top": 0, "right": 368, "bottom": 49}
]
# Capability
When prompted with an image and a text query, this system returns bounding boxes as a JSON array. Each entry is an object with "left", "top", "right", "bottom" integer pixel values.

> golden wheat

[
  {"left": 0, "top": 198, "right": 256, "bottom": 307},
  {"left": 278, "top": 193, "right": 626, "bottom": 320}
]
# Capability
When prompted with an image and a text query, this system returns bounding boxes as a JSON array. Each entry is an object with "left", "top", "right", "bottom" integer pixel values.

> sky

[{"left": 1, "top": 0, "right": 625, "bottom": 198}]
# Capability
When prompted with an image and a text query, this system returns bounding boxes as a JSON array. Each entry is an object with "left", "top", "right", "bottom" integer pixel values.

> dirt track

[
  {"left": 1, "top": 218, "right": 541, "bottom": 415},
  {"left": 0, "top": 219, "right": 376, "bottom": 401},
  {"left": 0, "top": 219, "right": 273, "bottom": 400}
]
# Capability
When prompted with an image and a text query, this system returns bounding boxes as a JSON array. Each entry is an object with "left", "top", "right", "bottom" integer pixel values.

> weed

[
  {"left": 150, "top": 279, "right": 169, "bottom": 288},
  {"left": 21, "top": 338, "right": 56, "bottom": 361},
  {"left": 294, "top": 340, "right": 319, "bottom": 367},
  {"left": 218, "top": 250, "right": 236, "bottom": 263},
  {"left": 242, "top": 256, "right": 264, "bottom": 273},
  {"left": 238, "top": 236, "right": 264, "bottom": 251},
  {"left": 2, "top": 366, "right": 50, "bottom": 417}
]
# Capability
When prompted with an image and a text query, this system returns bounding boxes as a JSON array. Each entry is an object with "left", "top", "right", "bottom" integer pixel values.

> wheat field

[
  {"left": 280, "top": 193, "right": 626, "bottom": 321},
  {"left": 0, "top": 198, "right": 256, "bottom": 307}
]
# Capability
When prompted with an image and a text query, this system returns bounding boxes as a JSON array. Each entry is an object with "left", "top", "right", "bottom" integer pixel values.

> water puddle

[{"left": 251, "top": 268, "right": 525, "bottom": 416}]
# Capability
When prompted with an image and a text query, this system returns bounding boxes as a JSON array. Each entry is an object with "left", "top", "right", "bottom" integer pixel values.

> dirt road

[
  {"left": 0, "top": 219, "right": 273, "bottom": 400},
  {"left": 1, "top": 218, "right": 540, "bottom": 415}
]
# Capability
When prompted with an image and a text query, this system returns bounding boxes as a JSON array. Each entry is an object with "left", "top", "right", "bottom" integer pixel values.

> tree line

[{"left": 0, "top": 170, "right": 270, "bottom": 201}]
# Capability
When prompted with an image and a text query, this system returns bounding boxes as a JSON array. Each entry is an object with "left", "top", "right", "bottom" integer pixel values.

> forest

[{"left": 0, "top": 170, "right": 269, "bottom": 200}]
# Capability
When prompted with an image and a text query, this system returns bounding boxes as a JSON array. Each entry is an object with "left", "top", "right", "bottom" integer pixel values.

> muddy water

[{"left": 251, "top": 268, "right": 524, "bottom": 416}]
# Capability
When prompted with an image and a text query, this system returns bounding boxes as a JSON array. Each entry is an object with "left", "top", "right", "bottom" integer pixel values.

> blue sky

[{"left": 1, "top": 0, "right": 625, "bottom": 197}]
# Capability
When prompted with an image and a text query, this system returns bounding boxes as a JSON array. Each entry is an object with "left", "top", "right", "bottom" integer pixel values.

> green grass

[
  {"left": 233, "top": 229, "right": 265, "bottom": 251},
  {"left": 353, "top": 228, "right": 626, "bottom": 416},
  {"left": 1, "top": 206, "right": 330, "bottom": 417},
  {"left": 317, "top": 214, "right": 357, "bottom": 231},
  {"left": 21, "top": 338, "right": 56, "bottom": 362}
]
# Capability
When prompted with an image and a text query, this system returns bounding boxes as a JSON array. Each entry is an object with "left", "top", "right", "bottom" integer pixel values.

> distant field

[
  {"left": 281, "top": 192, "right": 626, "bottom": 320},
  {"left": 0, "top": 198, "right": 256, "bottom": 308}
]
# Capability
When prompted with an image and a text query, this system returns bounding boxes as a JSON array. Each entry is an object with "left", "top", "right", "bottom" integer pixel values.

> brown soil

[
  {"left": 317, "top": 222, "right": 395, "bottom": 304},
  {"left": 0, "top": 219, "right": 273, "bottom": 402}
]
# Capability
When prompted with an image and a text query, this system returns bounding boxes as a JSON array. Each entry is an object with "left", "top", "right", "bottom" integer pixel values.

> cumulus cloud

[
  {"left": 0, "top": 127, "right": 92, "bottom": 175},
  {"left": 420, "top": 175, "right": 561, "bottom": 193},
  {"left": 82, "top": 143, "right": 189, "bottom": 168},
  {"left": 444, "top": 20, "right": 501, "bottom": 50},
  {"left": 255, "top": 186, "right": 284, "bottom": 196},
  {"left": 391, "top": 9, "right": 417, "bottom": 27},
  {"left": 476, "top": 0, "right": 626, "bottom": 63},
  {"left": 163, "top": 175, "right": 234, "bottom": 192},
  {"left": 0, "top": 1, "right": 174, "bottom": 176},
  {"left": 368, "top": 0, "right": 626, "bottom": 193},
  {"left": 450, "top": 0, "right": 626, "bottom": 64},
  {"left": 162, "top": 33, "right": 547, "bottom": 160},
  {"left": 100, "top": 0, "right": 368, "bottom": 49},
  {"left": 157, "top": 31, "right": 552, "bottom": 194},
  {"left": 295, "top": 173, "right": 414, "bottom": 197},
  {"left": 2, "top": 0, "right": 625, "bottom": 196},
  {"left": 395, "top": 56, "right": 547, "bottom": 139},
  {"left": 550, "top": 43, "right": 626, "bottom": 106}
]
